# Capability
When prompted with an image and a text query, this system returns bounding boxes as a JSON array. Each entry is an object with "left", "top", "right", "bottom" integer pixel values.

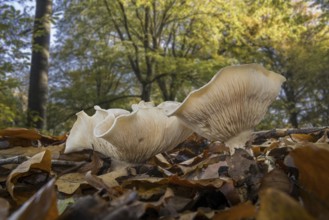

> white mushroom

[
  {"left": 64, "top": 106, "right": 129, "bottom": 159},
  {"left": 167, "top": 63, "right": 286, "bottom": 154},
  {"left": 94, "top": 101, "right": 193, "bottom": 163}
]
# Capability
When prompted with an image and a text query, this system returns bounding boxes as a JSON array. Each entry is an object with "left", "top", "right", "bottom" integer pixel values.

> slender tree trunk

[
  {"left": 27, "top": 0, "right": 52, "bottom": 129},
  {"left": 141, "top": 83, "right": 151, "bottom": 102},
  {"left": 141, "top": 6, "right": 153, "bottom": 102},
  {"left": 282, "top": 72, "right": 299, "bottom": 128},
  {"left": 157, "top": 78, "right": 169, "bottom": 101}
]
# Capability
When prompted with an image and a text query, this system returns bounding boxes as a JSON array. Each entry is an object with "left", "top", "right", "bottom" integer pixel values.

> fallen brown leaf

[
  {"left": 55, "top": 173, "right": 86, "bottom": 194},
  {"left": 290, "top": 144, "right": 329, "bottom": 219},
  {"left": 8, "top": 179, "right": 58, "bottom": 220},
  {"left": 6, "top": 150, "right": 52, "bottom": 204},
  {"left": 0, "top": 145, "right": 64, "bottom": 159},
  {"left": 257, "top": 188, "right": 314, "bottom": 220},
  {"left": 290, "top": 134, "right": 317, "bottom": 143},
  {"left": 259, "top": 168, "right": 292, "bottom": 194},
  {"left": 0, "top": 128, "right": 41, "bottom": 140},
  {"left": 0, "top": 128, "right": 66, "bottom": 147},
  {"left": 226, "top": 149, "right": 257, "bottom": 182}
]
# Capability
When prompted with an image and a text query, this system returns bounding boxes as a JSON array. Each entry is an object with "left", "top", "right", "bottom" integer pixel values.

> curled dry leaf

[
  {"left": 8, "top": 179, "right": 58, "bottom": 220},
  {"left": 290, "top": 134, "right": 317, "bottom": 143},
  {"left": 6, "top": 150, "right": 52, "bottom": 204},
  {"left": 84, "top": 171, "right": 109, "bottom": 191},
  {"left": 123, "top": 175, "right": 225, "bottom": 192},
  {"left": 289, "top": 144, "right": 329, "bottom": 219},
  {"left": 257, "top": 188, "right": 314, "bottom": 220},
  {"left": 259, "top": 168, "right": 292, "bottom": 195},
  {"left": 85, "top": 171, "right": 123, "bottom": 198},
  {"left": 55, "top": 173, "right": 86, "bottom": 195},
  {"left": 97, "top": 168, "right": 128, "bottom": 188},
  {"left": 0, "top": 128, "right": 66, "bottom": 147},
  {"left": 0, "top": 145, "right": 64, "bottom": 158},
  {"left": 0, "top": 128, "right": 41, "bottom": 140},
  {"left": 77, "top": 152, "right": 103, "bottom": 174}
]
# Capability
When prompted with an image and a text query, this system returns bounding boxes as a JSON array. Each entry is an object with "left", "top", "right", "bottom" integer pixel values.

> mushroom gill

[{"left": 168, "top": 63, "right": 286, "bottom": 154}]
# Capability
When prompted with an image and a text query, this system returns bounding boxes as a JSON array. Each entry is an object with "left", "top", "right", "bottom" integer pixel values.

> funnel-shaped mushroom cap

[
  {"left": 64, "top": 106, "right": 129, "bottom": 158},
  {"left": 168, "top": 64, "right": 286, "bottom": 153},
  {"left": 94, "top": 101, "right": 193, "bottom": 163},
  {"left": 157, "top": 101, "right": 182, "bottom": 115}
]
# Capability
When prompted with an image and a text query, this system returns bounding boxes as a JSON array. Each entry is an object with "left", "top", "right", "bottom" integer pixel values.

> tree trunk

[
  {"left": 157, "top": 77, "right": 169, "bottom": 101},
  {"left": 27, "top": 0, "right": 52, "bottom": 129},
  {"left": 282, "top": 72, "right": 299, "bottom": 128},
  {"left": 141, "top": 83, "right": 151, "bottom": 102}
]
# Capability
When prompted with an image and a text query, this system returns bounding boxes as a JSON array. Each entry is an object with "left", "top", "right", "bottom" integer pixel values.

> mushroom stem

[{"left": 225, "top": 130, "right": 252, "bottom": 154}]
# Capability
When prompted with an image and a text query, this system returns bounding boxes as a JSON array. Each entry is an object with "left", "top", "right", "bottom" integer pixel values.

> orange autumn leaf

[
  {"left": 257, "top": 188, "right": 314, "bottom": 220},
  {"left": 290, "top": 144, "right": 329, "bottom": 219},
  {"left": 6, "top": 150, "right": 52, "bottom": 204},
  {"left": 0, "top": 128, "right": 41, "bottom": 140},
  {"left": 8, "top": 179, "right": 58, "bottom": 220}
]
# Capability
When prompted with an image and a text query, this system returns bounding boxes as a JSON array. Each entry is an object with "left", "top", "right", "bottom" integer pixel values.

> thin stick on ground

[{"left": 253, "top": 127, "right": 328, "bottom": 144}]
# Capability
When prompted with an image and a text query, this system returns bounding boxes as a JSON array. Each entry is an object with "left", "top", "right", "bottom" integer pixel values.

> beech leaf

[
  {"left": 55, "top": 173, "right": 86, "bottom": 194},
  {"left": 6, "top": 150, "right": 52, "bottom": 204},
  {"left": 257, "top": 188, "right": 314, "bottom": 220},
  {"left": 289, "top": 144, "right": 329, "bottom": 219},
  {"left": 8, "top": 179, "right": 58, "bottom": 220}
]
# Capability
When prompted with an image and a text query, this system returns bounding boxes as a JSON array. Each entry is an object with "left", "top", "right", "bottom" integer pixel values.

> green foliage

[
  {"left": 0, "top": 75, "right": 25, "bottom": 128},
  {"left": 1, "top": 0, "right": 329, "bottom": 131},
  {"left": 0, "top": 1, "right": 33, "bottom": 128}
]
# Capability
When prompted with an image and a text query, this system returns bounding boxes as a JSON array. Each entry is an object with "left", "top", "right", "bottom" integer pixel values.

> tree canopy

[{"left": 0, "top": 0, "right": 328, "bottom": 132}]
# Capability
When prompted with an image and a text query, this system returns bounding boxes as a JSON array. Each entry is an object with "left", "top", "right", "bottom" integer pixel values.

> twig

[
  {"left": 51, "top": 160, "right": 86, "bottom": 167},
  {"left": 253, "top": 127, "right": 328, "bottom": 144},
  {"left": 0, "top": 155, "right": 30, "bottom": 166},
  {"left": 0, "top": 156, "right": 86, "bottom": 167}
]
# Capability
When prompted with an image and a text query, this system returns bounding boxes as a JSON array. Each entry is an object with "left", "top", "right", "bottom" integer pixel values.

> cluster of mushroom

[{"left": 64, "top": 64, "right": 286, "bottom": 164}]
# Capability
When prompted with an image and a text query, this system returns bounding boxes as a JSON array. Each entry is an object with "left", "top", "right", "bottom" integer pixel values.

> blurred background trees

[{"left": 0, "top": 0, "right": 328, "bottom": 133}]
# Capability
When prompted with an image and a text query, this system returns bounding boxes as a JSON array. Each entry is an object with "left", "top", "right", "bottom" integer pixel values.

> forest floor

[{"left": 0, "top": 127, "right": 328, "bottom": 220}]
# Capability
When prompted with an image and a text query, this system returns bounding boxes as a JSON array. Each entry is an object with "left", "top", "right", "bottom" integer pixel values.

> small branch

[
  {"left": 51, "top": 160, "right": 86, "bottom": 167},
  {"left": 253, "top": 127, "right": 328, "bottom": 144},
  {"left": 0, "top": 156, "right": 86, "bottom": 167},
  {"left": 0, "top": 156, "right": 30, "bottom": 166}
]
